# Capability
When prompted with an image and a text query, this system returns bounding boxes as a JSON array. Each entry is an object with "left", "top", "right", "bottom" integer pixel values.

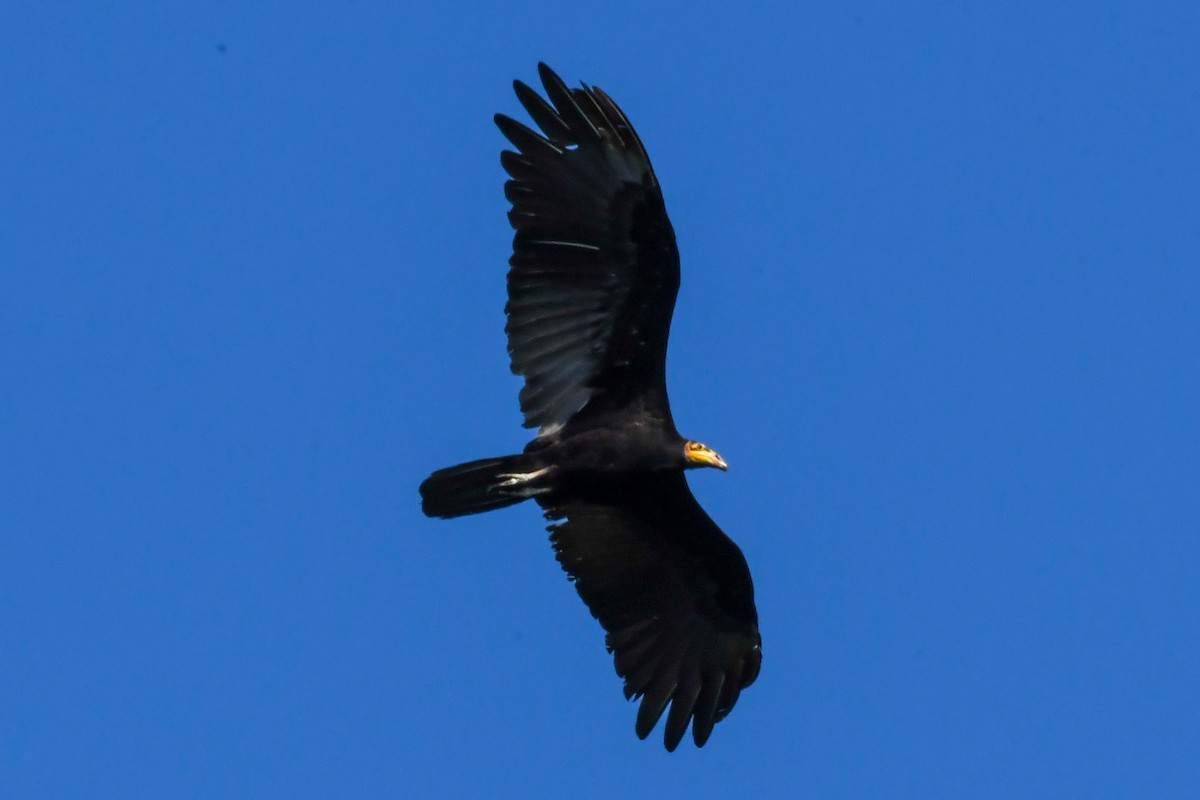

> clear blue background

[{"left": 4, "top": 2, "right": 1198, "bottom": 797}]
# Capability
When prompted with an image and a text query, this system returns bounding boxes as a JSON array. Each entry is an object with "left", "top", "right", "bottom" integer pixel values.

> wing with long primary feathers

[
  {"left": 497, "top": 63, "right": 681, "bottom": 433},
  {"left": 540, "top": 472, "right": 761, "bottom": 751}
]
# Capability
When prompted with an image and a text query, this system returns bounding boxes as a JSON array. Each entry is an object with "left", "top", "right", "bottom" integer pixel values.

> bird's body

[
  {"left": 420, "top": 64, "right": 761, "bottom": 751},
  {"left": 529, "top": 401, "right": 686, "bottom": 473}
]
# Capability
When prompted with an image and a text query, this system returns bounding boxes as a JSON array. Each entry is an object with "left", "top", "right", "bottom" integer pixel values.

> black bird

[{"left": 420, "top": 64, "right": 761, "bottom": 751}]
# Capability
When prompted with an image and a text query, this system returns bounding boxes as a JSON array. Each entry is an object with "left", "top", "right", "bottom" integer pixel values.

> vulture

[{"left": 420, "top": 63, "right": 761, "bottom": 751}]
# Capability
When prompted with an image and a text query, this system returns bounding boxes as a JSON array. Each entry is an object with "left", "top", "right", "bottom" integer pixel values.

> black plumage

[{"left": 419, "top": 63, "right": 760, "bottom": 751}]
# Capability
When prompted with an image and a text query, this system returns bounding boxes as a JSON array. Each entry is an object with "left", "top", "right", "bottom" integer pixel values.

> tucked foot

[{"left": 495, "top": 466, "right": 553, "bottom": 496}]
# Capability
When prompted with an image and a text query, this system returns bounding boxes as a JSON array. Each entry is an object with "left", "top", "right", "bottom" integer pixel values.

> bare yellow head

[{"left": 684, "top": 440, "right": 729, "bottom": 471}]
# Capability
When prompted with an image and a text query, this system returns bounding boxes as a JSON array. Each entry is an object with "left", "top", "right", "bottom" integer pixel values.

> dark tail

[{"left": 420, "top": 455, "right": 530, "bottom": 519}]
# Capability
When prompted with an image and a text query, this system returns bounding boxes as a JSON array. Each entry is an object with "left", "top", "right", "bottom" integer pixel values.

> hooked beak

[{"left": 687, "top": 448, "right": 729, "bottom": 471}]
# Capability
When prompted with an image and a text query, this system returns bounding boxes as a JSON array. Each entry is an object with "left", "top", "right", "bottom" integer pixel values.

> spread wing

[
  {"left": 539, "top": 472, "right": 762, "bottom": 751},
  {"left": 496, "top": 63, "right": 681, "bottom": 432}
]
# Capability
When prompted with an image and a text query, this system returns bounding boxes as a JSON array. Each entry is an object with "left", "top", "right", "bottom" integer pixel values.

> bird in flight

[{"left": 420, "top": 63, "right": 761, "bottom": 751}]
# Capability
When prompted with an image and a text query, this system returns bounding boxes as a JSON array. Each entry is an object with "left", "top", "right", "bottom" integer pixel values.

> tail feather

[{"left": 420, "top": 455, "right": 531, "bottom": 519}]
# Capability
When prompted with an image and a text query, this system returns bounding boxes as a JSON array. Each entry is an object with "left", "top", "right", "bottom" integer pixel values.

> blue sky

[{"left": 4, "top": 1, "right": 1198, "bottom": 797}]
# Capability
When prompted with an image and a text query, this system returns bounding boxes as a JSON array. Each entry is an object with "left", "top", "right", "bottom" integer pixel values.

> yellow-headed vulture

[{"left": 420, "top": 63, "right": 761, "bottom": 751}]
